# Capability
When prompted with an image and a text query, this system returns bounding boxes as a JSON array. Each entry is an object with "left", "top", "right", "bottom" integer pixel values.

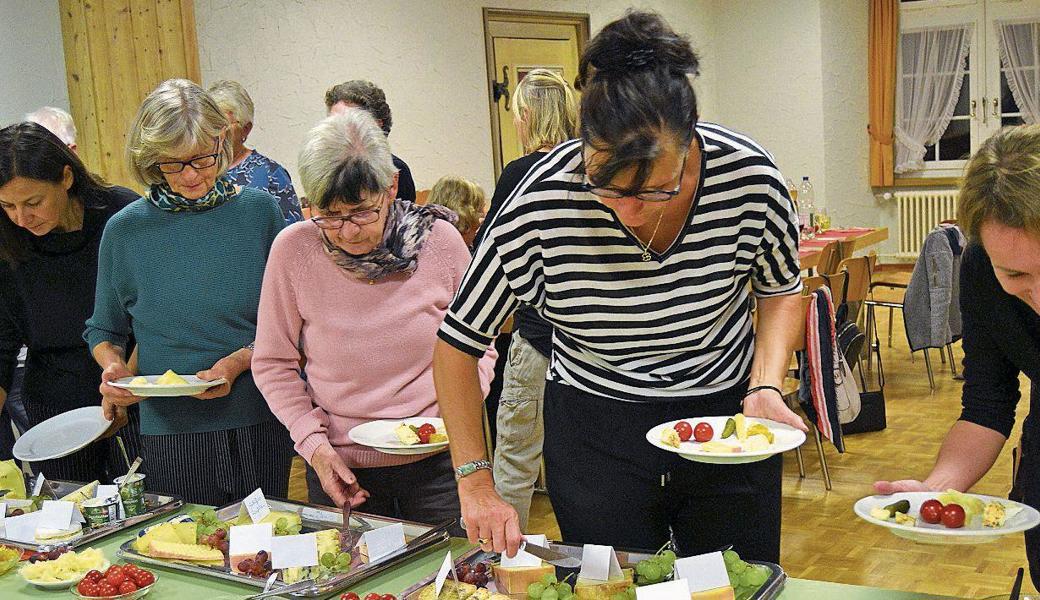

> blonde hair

[
  {"left": 427, "top": 176, "right": 486, "bottom": 235},
  {"left": 24, "top": 106, "right": 77, "bottom": 146},
  {"left": 207, "top": 80, "right": 255, "bottom": 126},
  {"left": 298, "top": 109, "right": 396, "bottom": 210},
  {"left": 959, "top": 124, "right": 1040, "bottom": 241},
  {"left": 511, "top": 69, "right": 578, "bottom": 154},
  {"left": 125, "top": 79, "right": 232, "bottom": 187}
]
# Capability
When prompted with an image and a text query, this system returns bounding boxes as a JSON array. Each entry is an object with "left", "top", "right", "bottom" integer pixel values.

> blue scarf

[{"left": 147, "top": 176, "right": 236, "bottom": 213}]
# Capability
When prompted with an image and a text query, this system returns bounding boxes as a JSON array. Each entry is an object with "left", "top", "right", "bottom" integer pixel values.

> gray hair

[
  {"left": 125, "top": 78, "right": 232, "bottom": 187},
  {"left": 298, "top": 108, "right": 397, "bottom": 210},
  {"left": 207, "top": 80, "right": 255, "bottom": 126},
  {"left": 24, "top": 106, "right": 76, "bottom": 146}
]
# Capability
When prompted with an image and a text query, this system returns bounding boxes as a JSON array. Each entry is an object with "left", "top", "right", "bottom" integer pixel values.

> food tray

[
  {"left": 117, "top": 497, "right": 450, "bottom": 598},
  {"left": 0, "top": 478, "right": 183, "bottom": 551},
  {"left": 400, "top": 543, "right": 787, "bottom": 600}
]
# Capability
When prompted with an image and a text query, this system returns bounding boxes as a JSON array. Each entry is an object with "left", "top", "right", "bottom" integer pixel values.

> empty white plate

[
  {"left": 13, "top": 406, "right": 112, "bottom": 462},
  {"left": 348, "top": 417, "right": 449, "bottom": 456},
  {"left": 109, "top": 374, "right": 226, "bottom": 397}
]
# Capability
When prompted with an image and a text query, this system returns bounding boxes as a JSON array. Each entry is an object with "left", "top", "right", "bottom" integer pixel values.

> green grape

[
  {"left": 527, "top": 582, "right": 546, "bottom": 599},
  {"left": 640, "top": 562, "right": 662, "bottom": 583},
  {"left": 335, "top": 552, "right": 352, "bottom": 569},
  {"left": 320, "top": 552, "right": 336, "bottom": 568},
  {"left": 746, "top": 565, "right": 769, "bottom": 587},
  {"left": 540, "top": 588, "right": 559, "bottom": 600},
  {"left": 610, "top": 594, "right": 627, "bottom": 600},
  {"left": 540, "top": 573, "right": 558, "bottom": 586},
  {"left": 722, "top": 550, "right": 741, "bottom": 567},
  {"left": 636, "top": 561, "right": 651, "bottom": 577},
  {"left": 626, "top": 585, "right": 637, "bottom": 600},
  {"left": 659, "top": 550, "right": 676, "bottom": 565}
]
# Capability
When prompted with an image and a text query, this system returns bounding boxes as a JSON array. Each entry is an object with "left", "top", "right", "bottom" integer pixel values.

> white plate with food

[
  {"left": 13, "top": 406, "right": 112, "bottom": 462},
  {"left": 348, "top": 417, "right": 449, "bottom": 456},
  {"left": 109, "top": 370, "right": 226, "bottom": 397},
  {"left": 18, "top": 548, "right": 108, "bottom": 589},
  {"left": 646, "top": 414, "right": 806, "bottom": 464},
  {"left": 854, "top": 491, "right": 1040, "bottom": 545}
]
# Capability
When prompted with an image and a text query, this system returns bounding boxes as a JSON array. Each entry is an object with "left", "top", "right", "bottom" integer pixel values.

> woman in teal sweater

[{"left": 84, "top": 79, "right": 292, "bottom": 505}]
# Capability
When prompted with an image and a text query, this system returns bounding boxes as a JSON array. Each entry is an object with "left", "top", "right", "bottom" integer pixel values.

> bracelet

[
  {"left": 454, "top": 459, "right": 493, "bottom": 481},
  {"left": 744, "top": 385, "right": 783, "bottom": 398}
]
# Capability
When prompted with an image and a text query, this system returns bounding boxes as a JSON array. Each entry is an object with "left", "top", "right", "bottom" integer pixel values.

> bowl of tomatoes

[
  {"left": 71, "top": 564, "right": 157, "bottom": 599},
  {"left": 340, "top": 593, "right": 397, "bottom": 600}
]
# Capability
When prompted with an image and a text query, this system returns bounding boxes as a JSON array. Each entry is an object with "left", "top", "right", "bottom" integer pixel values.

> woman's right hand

[
  {"left": 459, "top": 474, "right": 523, "bottom": 558},
  {"left": 99, "top": 361, "right": 143, "bottom": 408},
  {"left": 311, "top": 443, "right": 370, "bottom": 508}
]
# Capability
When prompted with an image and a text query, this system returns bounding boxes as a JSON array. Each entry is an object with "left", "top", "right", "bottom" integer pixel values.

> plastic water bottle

[{"left": 798, "top": 176, "right": 816, "bottom": 239}]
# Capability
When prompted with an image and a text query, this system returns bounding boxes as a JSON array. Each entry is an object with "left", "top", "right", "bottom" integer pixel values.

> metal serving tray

[
  {"left": 400, "top": 543, "right": 787, "bottom": 600},
  {"left": 117, "top": 497, "right": 450, "bottom": 598},
  {"left": 0, "top": 478, "right": 183, "bottom": 551}
]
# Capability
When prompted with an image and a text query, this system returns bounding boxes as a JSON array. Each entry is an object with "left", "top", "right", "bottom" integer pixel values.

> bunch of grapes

[
  {"left": 634, "top": 549, "right": 675, "bottom": 586},
  {"left": 317, "top": 550, "right": 354, "bottom": 577},
  {"left": 274, "top": 516, "right": 302, "bottom": 536},
  {"left": 238, "top": 550, "right": 273, "bottom": 578},
  {"left": 526, "top": 573, "right": 574, "bottom": 600},
  {"left": 200, "top": 527, "right": 229, "bottom": 554},
  {"left": 456, "top": 561, "right": 490, "bottom": 587},
  {"left": 609, "top": 585, "right": 637, "bottom": 600},
  {"left": 191, "top": 508, "right": 230, "bottom": 541},
  {"left": 27, "top": 546, "right": 68, "bottom": 563},
  {"left": 722, "top": 550, "right": 771, "bottom": 600}
]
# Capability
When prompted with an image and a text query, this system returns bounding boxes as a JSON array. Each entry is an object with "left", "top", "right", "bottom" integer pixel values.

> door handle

[
  {"left": 981, "top": 97, "right": 987, "bottom": 124},
  {"left": 992, "top": 97, "right": 1000, "bottom": 119},
  {"left": 492, "top": 65, "right": 511, "bottom": 110},
  {"left": 970, "top": 99, "right": 977, "bottom": 118}
]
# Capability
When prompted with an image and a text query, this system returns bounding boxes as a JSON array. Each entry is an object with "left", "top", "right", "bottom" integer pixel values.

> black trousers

[
  {"left": 1016, "top": 429, "right": 1040, "bottom": 590},
  {"left": 543, "top": 380, "right": 782, "bottom": 562},
  {"left": 306, "top": 451, "right": 463, "bottom": 536},
  {"left": 140, "top": 419, "right": 293, "bottom": 507}
]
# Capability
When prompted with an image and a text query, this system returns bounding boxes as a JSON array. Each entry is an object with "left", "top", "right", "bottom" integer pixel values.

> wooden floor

[{"left": 287, "top": 284, "right": 1033, "bottom": 599}]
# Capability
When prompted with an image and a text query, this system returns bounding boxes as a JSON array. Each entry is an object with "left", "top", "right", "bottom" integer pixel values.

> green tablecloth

[{"left": 0, "top": 506, "right": 953, "bottom": 599}]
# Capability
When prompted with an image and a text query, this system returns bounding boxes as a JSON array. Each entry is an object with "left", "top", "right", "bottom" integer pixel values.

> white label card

[
  {"left": 502, "top": 534, "right": 547, "bottom": 568},
  {"left": 674, "top": 552, "right": 731, "bottom": 593},
  {"left": 362, "top": 522, "right": 406, "bottom": 562},
  {"left": 3, "top": 511, "right": 40, "bottom": 544},
  {"left": 242, "top": 488, "right": 271, "bottom": 524},
  {"left": 434, "top": 550, "right": 455, "bottom": 596},
  {"left": 32, "top": 473, "right": 45, "bottom": 497},
  {"left": 271, "top": 533, "right": 319, "bottom": 569},
  {"left": 635, "top": 578, "right": 691, "bottom": 600},
  {"left": 300, "top": 507, "right": 330, "bottom": 524},
  {"left": 578, "top": 544, "right": 624, "bottom": 582},
  {"left": 229, "top": 523, "right": 274, "bottom": 557},
  {"left": 38, "top": 500, "right": 75, "bottom": 530},
  {"left": 0, "top": 502, "right": 6, "bottom": 532}
]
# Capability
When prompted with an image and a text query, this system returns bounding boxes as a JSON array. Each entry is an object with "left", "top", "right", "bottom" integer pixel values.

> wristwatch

[{"left": 454, "top": 459, "right": 493, "bottom": 481}]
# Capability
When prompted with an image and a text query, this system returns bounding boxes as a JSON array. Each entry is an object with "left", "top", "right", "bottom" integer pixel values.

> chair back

[
  {"left": 816, "top": 241, "right": 842, "bottom": 275},
  {"left": 836, "top": 255, "right": 876, "bottom": 303}
]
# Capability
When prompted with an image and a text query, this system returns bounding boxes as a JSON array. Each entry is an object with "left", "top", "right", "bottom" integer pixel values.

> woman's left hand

[
  {"left": 742, "top": 387, "right": 808, "bottom": 432},
  {"left": 193, "top": 348, "right": 251, "bottom": 399}
]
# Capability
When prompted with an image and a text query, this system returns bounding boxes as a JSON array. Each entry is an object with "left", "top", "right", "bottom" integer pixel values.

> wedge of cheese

[
  {"left": 690, "top": 585, "right": 736, "bottom": 600},
  {"left": 134, "top": 522, "right": 198, "bottom": 554},
  {"left": 60, "top": 480, "right": 99, "bottom": 511},
  {"left": 494, "top": 562, "right": 555, "bottom": 595},
  {"left": 155, "top": 369, "right": 189, "bottom": 385},
  {"left": 147, "top": 539, "right": 223, "bottom": 562},
  {"left": 416, "top": 580, "right": 477, "bottom": 600},
  {"left": 129, "top": 376, "right": 149, "bottom": 386},
  {"left": 574, "top": 568, "right": 634, "bottom": 600},
  {"left": 395, "top": 423, "right": 421, "bottom": 445}
]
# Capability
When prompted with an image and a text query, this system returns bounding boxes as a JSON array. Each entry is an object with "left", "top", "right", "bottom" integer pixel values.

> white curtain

[
  {"left": 997, "top": 21, "right": 1040, "bottom": 125},
  {"left": 894, "top": 25, "right": 972, "bottom": 173}
]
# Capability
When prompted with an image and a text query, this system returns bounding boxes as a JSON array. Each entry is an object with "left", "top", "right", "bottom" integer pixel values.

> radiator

[{"left": 895, "top": 190, "right": 959, "bottom": 257}]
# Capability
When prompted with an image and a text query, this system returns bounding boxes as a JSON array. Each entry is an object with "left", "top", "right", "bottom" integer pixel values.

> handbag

[{"left": 825, "top": 271, "right": 866, "bottom": 364}]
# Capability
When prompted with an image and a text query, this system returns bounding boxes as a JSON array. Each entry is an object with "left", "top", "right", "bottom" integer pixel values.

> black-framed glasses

[
  {"left": 579, "top": 149, "right": 688, "bottom": 202},
  {"left": 156, "top": 140, "right": 220, "bottom": 174},
  {"left": 311, "top": 195, "right": 387, "bottom": 230}
]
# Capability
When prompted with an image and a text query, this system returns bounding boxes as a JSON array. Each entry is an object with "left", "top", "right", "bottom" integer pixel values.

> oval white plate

[
  {"left": 645, "top": 417, "right": 806, "bottom": 464},
  {"left": 21, "top": 560, "right": 109, "bottom": 589},
  {"left": 854, "top": 492, "right": 1040, "bottom": 545},
  {"left": 110, "top": 375, "right": 226, "bottom": 397},
  {"left": 349, "top": 417, "right": 449, "bottom": 456},
  {"left": 13, "top": 407, "right": 112, "bottom": 462}
]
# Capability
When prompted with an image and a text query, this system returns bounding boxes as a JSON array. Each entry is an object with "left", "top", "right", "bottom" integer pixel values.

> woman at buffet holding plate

[
  {"left": 876, "top": 125, "right": 1040, "bottom": 587},
  {"left": 85, "top": 79, "right": 293, "bottom": 505},
  {"left": 434, "top": 10, "right": 806, "bottom": 561},
  {"left": 252, "top": 109, "right": 495, "bottom": 527},
  {"left": 0, "top": 122, "right": 140, "bottom": 481}
]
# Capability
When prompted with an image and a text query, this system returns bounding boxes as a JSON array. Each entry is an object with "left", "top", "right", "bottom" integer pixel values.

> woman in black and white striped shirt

[{"left": 434, "top": 11, "right": 807, "bottom": 562}]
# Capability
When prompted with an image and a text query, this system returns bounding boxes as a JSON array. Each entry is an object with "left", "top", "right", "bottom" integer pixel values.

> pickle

[
  {"left": 883, "top": 500, "right": 911, "bottom": 516},
  {"left": 721, "top": 418, "right": 736, "bottom": 439}
]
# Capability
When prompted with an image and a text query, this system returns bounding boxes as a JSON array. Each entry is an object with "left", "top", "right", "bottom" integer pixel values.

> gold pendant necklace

[{"left": 638, "top": 210, "right": 666, "bottom": 262}]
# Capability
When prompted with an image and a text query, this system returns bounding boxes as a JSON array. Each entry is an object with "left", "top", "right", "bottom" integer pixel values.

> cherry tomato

[
  {"left": 119, "top": 580, "right": 139, "bottom": 595},
  {"left": 673, "top": 421, "right": 693, "bottom": 441},
  {"left": 381, "top": 595, "right": 397, "bottom": 600},
  {"left": 364, "top": 594, "right": 382, "bottom": 600},
  {"left": 340, "top": 594, "right": 361, "bottom": 600},
  {"left": 105, "top": 570, "right": 126, "bottom": 587},
  {"left": 76, "top": 580, "right": 98, "bottom": 596},
  {"left": 105, "top": 565, "right": 122, "bottom": 577},
  {"left": 133, "top": 570, "right": 156, "bottom": 587},
  {"left": 919, "top": 499, "right": 943, "bottom": 524},
  {"left": 83, "top": 569, "right": 104, "bottom": 583},
  {"left": 97, "top": 582, "right": 117, "bottom": 597},
  {"left": 418, "top": 431, "right": 432, "bottom": 444},
  {"left": 941, "top": 503, "right": 966, "bottom": 528},
  {"left": 693, "top": 422, "right": 714, "bottom": 443},
  {"left": 417, "top": 423, "right": 436, "bottom": 436}
]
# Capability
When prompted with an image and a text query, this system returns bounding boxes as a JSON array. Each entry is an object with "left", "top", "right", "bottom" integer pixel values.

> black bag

[
  {"left": 841, "top": 389, "right": 887, "bottom": 434},
  {"left": 824, "top": 272, "right": 866, "bottom": 364}
]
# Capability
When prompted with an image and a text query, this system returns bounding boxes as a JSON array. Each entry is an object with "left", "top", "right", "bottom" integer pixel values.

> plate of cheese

[
  {"left": 110, "top": 370, "right": 226, "bottom": 397},
  {"left": 348, "top": 417, "right": 449, "bottom": 455},
  {"left": 646, "top": 414, "right": 806, "bottom": 465}
]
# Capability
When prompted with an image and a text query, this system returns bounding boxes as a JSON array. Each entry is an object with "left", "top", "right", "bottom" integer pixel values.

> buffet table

[{"left": 1, "top": 506, "right": 954, "bottom": 600}]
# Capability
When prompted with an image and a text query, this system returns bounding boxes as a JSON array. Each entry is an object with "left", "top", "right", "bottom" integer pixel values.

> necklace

[{"left": 636, "top": 209, "right": 666, "bottom": 262}]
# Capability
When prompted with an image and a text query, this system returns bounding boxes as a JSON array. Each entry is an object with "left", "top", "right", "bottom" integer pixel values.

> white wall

[
  {"left": 194, "top": 0, "right": 715, "bottom": 196},
  {"left": 0, "top": 0, "right": 69, "bottom": 127}
]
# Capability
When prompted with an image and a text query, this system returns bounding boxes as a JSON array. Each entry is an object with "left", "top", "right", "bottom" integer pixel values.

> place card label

[
  {"left": 578, "top": 544, "right": 624, "bottom": 582},
  {"left": 362, "top": 523, "right": 406, "bottom": 562},
  {"left": 271, "top": 533, "right": 319, "bottom": 569},
  {"left": 243, "top": 488, "right": 271, "bottom": 524},
  {"left": 229, "top": 523, "right": 274, "bottom": 557}
]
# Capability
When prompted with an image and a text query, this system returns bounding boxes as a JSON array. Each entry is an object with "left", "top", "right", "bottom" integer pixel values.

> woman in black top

[
  {"left": 876, "top": 125, "right": 1040, "bottom": 587},
  {"left": 0, "top": 122, "right": 140, "bottom": 481}
]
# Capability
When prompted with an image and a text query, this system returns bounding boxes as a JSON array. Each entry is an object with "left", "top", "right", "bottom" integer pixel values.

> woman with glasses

[
  {"left": 252, "top": 109, "right": 495, "bottom": 526},
  {"left": 85, "top": 79, "right": 292, "bottom": 505},
  {"left": 434, "top": 11, "right": 805, "bottom": 561}
]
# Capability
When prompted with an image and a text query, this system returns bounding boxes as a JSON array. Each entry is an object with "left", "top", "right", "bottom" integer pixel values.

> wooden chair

[{"left": 786, "top": 291, "right": 833, "bottom": 490}]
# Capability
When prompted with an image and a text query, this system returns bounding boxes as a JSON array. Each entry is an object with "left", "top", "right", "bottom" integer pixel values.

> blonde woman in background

[
  {"left": 426, "top": 176, "right": 487, "bottom": 249},
  {"left": 472, "top": 68, "right": 578, "bottom": 531}
]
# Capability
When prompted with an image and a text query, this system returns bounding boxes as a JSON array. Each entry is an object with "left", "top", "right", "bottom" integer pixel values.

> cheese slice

[
  {"left": 129, "top": 376, "right": 149, "bottom": 386},
  {"left": 494, "top": 562, "right": 555, "bottom": 594},
  {"left": 690, "top": 585, "right": 736, "bottom": 600},
  {"left": 155, "top": 369, "right": 189, "bottom": 385},
  {"left": 416, "top": 581, "right": 477, "bottom": 600},
  {"left": 574, "top": 568, "right": 633, "bottom": 600},
  {"left": 147, "top": 539, "right": 223, "bottom": 562}
]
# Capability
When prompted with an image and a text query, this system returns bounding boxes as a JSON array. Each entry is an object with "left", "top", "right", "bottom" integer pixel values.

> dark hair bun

[{"left": 577, "top": 10, "right": 699, "bottom": 88}]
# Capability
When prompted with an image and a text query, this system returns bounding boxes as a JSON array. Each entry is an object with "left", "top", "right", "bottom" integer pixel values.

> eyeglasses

[
  {"left": 579, "top": 149, "right": 688, "bottom": 202},
  {"left": 311, "top": 196, "right": 387, "bottom": 230},
  {"left": 156, "top": 140, "right": 220, "bottom": 175}
]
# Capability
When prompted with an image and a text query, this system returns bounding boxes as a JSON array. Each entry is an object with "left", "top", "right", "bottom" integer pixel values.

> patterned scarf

[
  {"left": 321, "top": 199, "right": 458, "bottom": 281},
  {"left": 147, "top": 176, "right": 236, "bottom": 213}
]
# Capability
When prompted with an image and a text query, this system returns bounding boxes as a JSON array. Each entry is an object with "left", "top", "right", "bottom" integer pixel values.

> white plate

[
  {"left": 348, "top": 417, "right": 449, "bottom": 456},
  {"left": 13, "top": 406, "right": 112, "bottom": 462},
  {"left": 854, "top": 492, "right": 1040, "bottom": 544},
  {"left": 21, "top": 560, "right": 110, "bottom": 589},
  {"left": 645, "top": 417, "right": 807, "bottom": 464},
  {"left": 110, "top": 375, "right": 226, "bottom": 397}
]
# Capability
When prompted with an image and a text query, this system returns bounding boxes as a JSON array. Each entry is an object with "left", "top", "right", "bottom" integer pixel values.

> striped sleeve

[{"left": 752, "top": 169, "right": 802, "bottom": 297}]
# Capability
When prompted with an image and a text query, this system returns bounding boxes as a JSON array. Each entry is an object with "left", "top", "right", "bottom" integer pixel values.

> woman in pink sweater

[{"left": 253, "top": 109, "right": 495, "bottom": 527}]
